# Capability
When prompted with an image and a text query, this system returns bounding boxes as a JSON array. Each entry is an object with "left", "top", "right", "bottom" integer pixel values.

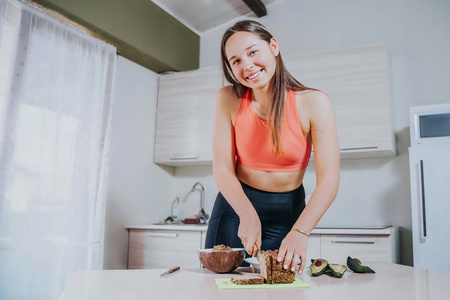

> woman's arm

[
  {"left": 278, "top": 90, "right": 340, "bottom": 273},
  {"left": 212, "top": 86, "right": 261, "bottom": 254}
]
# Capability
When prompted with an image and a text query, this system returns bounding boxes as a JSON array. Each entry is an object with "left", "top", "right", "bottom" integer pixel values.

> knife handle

[
  {"left": 252, "top": 243, "right": 261, "bottom": 257},
  {"left": 168, "top": 266, "right": 180, "bottom": 274}
]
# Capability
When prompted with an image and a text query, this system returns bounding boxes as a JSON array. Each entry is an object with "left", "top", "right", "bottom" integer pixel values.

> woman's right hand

[{"left": 238, "top": 210, "right": 262, "bottom": 256}]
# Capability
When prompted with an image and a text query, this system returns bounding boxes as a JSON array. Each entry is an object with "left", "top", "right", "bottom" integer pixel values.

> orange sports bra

[{"left": 234, "top": 89, "right": 312, "bottom": 172}]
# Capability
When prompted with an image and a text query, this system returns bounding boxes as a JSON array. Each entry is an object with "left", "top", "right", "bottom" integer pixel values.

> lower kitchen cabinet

[
  {"left": 311, "top": 226, "right": 400, "bottom": 265},
  {"left": 127, "top": 228, "right": 206, "bottom": 269},
  {"left": 320, "top": 234, "right": 393, "bottom": 264},
  {"left": 126, "top": 225, "right": 399, "bottom": 269}
]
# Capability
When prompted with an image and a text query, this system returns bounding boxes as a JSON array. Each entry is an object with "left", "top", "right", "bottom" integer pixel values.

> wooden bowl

[{"left": 198, "top": 248, "right": 245, "bottom": 273}]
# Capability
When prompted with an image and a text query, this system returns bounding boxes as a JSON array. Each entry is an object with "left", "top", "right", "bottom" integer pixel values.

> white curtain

[{"left": 0, "top": 0, "right": 116, "bottom": 299}]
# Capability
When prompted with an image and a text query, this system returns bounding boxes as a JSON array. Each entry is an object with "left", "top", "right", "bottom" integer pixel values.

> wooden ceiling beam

[{"left": 242, "top": 0, "right": 267, "bottom": 17}]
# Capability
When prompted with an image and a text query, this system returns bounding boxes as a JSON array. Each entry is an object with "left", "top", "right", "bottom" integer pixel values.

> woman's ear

[{"left": 269, "top": 38, "right": 280, "bottom": 57}]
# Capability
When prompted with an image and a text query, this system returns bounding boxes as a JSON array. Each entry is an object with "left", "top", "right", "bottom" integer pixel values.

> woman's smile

[{"left": 246, "top": 69, "right": 264, "bottom": 80}]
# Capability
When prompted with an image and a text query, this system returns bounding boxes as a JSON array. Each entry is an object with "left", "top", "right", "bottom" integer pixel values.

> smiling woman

[{"left": 205, "top": 20, "right": 340, "bottom": 275}]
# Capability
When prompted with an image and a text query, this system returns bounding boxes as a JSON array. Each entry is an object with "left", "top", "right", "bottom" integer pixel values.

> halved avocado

[
  {"left": 346, "top": 256, "right": 375, "bottom": 273},
  {"left": 328, "top": 264, "right": 347, "bottom": 278},
  {"left": 310, "top": 259, "right": 329, "bottom": 276}
]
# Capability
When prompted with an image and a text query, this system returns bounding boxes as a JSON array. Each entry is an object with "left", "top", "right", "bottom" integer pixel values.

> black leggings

[{"left": 205, "top": 181, "right": 306, "bottom": 262}]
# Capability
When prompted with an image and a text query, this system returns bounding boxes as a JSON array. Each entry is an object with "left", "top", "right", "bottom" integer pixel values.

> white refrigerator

[
  {"left": 409, "top": 145, "right": 450, "bottom": 273},
  {"left": 409, "top": 104, "right": 450, "bottom": 273}
]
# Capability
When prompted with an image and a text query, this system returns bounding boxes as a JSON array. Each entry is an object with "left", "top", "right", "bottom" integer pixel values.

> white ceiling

[{"left": 151, "top": 0, "right": 285, "bottom": 36}]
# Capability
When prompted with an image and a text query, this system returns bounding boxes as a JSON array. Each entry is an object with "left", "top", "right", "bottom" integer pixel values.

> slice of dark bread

[
  {"left": 257, "top": 250, "right": 295, "bottom": 284},
  {"left": 257, "top": 250, "right": 272, "bottom": 283},
  {"left": 231, "top": 275, "right": 265, "bottom": 285}
]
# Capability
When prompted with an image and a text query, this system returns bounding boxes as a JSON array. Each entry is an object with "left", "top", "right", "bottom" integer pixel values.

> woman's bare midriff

[{"left": 236, "top": 163, "right": 307, "bottom": 192}]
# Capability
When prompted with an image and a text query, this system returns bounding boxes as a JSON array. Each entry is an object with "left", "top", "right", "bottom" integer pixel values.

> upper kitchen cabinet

[
  {"left": 286, "top": 43, "right": 396, "bottom": 159},
  {"left": 155, "top": 44, "right": 395, "bottom": 167},
  {"left": 154, "top": 66, "right": 223, "bottom": 166}
]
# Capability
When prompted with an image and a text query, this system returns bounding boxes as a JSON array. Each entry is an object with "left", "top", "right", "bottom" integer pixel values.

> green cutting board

[{"left": 215, "top": 278, "right": 310, "bottom": 290}]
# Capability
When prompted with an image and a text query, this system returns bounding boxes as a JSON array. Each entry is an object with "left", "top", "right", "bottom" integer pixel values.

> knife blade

[{"left": 159, "top": 266, "right": 180, "bottom": 277}]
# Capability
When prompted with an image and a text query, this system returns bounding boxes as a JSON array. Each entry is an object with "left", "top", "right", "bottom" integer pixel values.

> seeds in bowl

[{"left": 213, "top": 244, "right": 232, "bottom": 251}]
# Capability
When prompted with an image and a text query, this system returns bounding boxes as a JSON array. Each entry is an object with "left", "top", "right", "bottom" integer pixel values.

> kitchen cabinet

[
  {"left": 125, "top": 225, "right": 399, "bottom": 269},
  {"left": 127, "top": 227, "right": 207, "bottom": 269},
  {"left": 320, "top": 235, "right": 392, "bottom": 263},
  {"left": 286, "top": 43, "right": 396, "bottom": 159},
  {"left": 154, "top": 66, "right": 223, "bottom": 166},
  {"left": 312, "top": 226, "right": 400, "bottom": 264},
  {"left": 154, "top": 44, "right": 394, "bottom": 167}
]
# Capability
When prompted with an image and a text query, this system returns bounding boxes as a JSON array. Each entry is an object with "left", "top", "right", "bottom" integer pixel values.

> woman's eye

[
  {"left": 232, "top": 59, "right": 240, "bottom": 65},
  {"left": 250, "top": 50, "right": 257, "bottom": 55}
]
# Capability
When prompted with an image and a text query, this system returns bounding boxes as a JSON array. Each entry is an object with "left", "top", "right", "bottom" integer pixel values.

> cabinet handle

[
  {"left": 331, "top": 237, "right": 376, "bottom": 244},
  {"left": 419, "top": 160, "right": 427, "bottom": 239},
  {"left": 340, "top": 145, "right": 379, "bottom": 151},
  {"left": 147, "top": 232, "right": 178, "bottom": 238},
  {"left": 170, "top": 155, "right": 199, "bottom": 160}
]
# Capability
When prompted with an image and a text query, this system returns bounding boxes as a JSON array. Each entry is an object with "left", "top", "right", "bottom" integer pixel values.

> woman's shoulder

[
  {"left": 294, "top": 89, "right": 335, "bottom": 127},
  {"left": 216, "top": 85, "right": 241, "bottom": 107},
  {"left": 217, "top": 85, "right": 236, "bottom": 97},
  {"left": 294, "top": 89, "right": 332, "bottom": 110},
  {"left": 217, "top": 85, "right": 240, "bottom": 98},
  {"left": 294, "top": 88, "right": 329, "bottom": 101},
  {"left": 214, "top": 85, "right": 242, "bottom": 124}
]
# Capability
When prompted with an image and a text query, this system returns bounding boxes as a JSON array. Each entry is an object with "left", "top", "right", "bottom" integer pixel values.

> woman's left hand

[{"left": 277, "top": 231, "right": 308, "bottom": 273}]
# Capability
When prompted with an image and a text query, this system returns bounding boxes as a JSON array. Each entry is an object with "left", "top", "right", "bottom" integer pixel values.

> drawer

[
  {"left": 128, "top": 229, "right": 202, "bottom": 269},
  {"left": 320, "top": 234, "right": 393, "bottom": 264}
]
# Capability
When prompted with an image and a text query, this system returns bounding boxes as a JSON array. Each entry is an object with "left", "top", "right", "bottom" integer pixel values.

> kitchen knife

[
  {"left": 252, "top": 243, "right": 261, "bottom": 257},
  {"left": 159, "top": 266, "right": 180, "bottom": 277}
]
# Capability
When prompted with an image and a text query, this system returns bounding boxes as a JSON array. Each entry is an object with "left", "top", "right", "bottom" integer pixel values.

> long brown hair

[{"left": 220, "top": 20, "right": 312, "bottom": 156}]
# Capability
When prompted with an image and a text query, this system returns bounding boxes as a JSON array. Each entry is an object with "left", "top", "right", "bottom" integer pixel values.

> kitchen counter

[
  {"left": 124, "top": 223, "right": 208, "bottom": 231},
  {"left": 59, "top": 262, "right": 450, "bottom": 300},
  {"left": 124, "top": 224, "right": 395, "bottom": 235}
]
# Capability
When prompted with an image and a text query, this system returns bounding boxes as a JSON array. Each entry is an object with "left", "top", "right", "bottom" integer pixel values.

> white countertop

[
  {"left": 59, "top": 263, "right": 450, "bottom": 300},
  {"left": 125, "top": 224, "right": 397, "bottom": 235},
  {"left": 125, "top": 223, "right": 208, "bottom": 231}
]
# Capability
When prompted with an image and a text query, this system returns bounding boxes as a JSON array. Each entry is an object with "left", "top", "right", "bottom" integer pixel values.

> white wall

[
  {"left": 189, "top": 0, "right": 450, "bottom": 266},
  {"left": 103, "top": 57, "right": 176, "bottom": 269}
]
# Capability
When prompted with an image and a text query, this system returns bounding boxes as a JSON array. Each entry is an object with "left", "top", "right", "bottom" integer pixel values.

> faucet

[
  {"left": 191, "top": 182, "right": 209, "bottom": 224},
  {"left": 192, "top": 182, "right": 205, "bottom": 210},
  {"left": 170, "top": 196, "right": 180, "bottom": 218}
]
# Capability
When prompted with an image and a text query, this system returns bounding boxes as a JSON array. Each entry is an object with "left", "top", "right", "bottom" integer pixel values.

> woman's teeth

[{"left": 247, "top": 70, "right": 262, "bottom": 80}]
